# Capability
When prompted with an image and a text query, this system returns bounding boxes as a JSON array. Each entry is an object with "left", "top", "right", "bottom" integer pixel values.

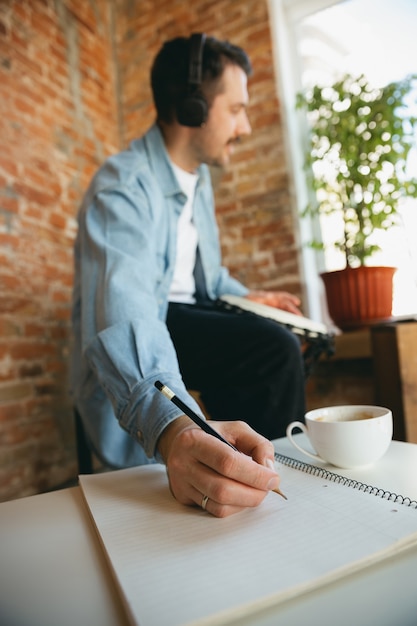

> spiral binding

[{"left": 274, "top": 452, "right": 417, "bottom": 508}]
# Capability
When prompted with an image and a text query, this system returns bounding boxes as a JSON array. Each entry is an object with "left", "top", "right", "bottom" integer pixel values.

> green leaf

[{"left": 297, "top": 72, "right": 417, "bottom": 267}]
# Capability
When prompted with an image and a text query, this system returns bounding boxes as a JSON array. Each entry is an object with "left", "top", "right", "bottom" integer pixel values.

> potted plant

[{"left": 296, "top": 72, "right": 417, "bottom": 329}]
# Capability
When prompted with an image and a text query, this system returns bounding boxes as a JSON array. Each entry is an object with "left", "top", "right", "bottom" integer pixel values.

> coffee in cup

[{"left": 286, "top": 405, "right": 393, "bottom": 469}]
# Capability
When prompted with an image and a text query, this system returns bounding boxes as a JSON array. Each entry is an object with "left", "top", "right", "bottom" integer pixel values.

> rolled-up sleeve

[{"left": 84, "top": 317, "right": 200, "bottom": 458}]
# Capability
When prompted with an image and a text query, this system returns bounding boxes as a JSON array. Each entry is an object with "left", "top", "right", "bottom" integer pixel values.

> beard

[{"left": 203, "top": 136, "right": 242, "bottom": 169}]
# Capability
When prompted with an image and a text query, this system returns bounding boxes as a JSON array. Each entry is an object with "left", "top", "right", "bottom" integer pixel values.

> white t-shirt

[{"left": 168, "top": 163, "right": 199, "bottom": 303}]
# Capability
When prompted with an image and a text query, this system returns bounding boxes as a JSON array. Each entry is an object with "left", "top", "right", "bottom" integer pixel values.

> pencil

[{"left": 154, "top": 380, "right": 287, "bottom": 500}]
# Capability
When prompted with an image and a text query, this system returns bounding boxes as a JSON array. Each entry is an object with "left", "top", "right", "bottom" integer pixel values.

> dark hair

[{"left": 151, "top": 34, "right": 252, "bottom": 123}]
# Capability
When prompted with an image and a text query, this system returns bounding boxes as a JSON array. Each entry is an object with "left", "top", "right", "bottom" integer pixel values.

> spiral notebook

[{"left": 79, "top": 450, "right": 417, "bottom": 626}]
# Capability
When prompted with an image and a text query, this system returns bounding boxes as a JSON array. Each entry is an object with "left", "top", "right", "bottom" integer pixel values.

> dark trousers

[{"left": 166, "top": 301, "right": 306, "bottom": 440}]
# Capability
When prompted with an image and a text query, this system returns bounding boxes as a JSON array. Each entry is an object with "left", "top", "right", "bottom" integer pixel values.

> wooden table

[
  {"left": 371, "top": 321, "right": 417, "bottom": 442},
  {"left": 310, "top": 320, "right": 417, "bottom": 443}
]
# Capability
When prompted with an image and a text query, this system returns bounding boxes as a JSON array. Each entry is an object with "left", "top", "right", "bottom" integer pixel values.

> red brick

[
  {"left": 49, "top": 212, "right": 67, "bottom": 229},
  {"left": 13, "top": 181, "right": 55, "bottom": 206},
  {"left": 0, "top": 155, "right": 19, "bottom": 178},
  {"left": 0, "top": 195, "right": 19, "bottom": 214},
  {"left": 0, "top": 233, "right": 19, "bottom": 249},
  {"left": 0, "top": 381, "right": 33, "bottom": 403}
]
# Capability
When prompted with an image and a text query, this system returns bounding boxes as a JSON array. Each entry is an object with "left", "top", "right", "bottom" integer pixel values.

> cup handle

[{"left": 286, "top": 421, "right": 323, "bottom": 463}]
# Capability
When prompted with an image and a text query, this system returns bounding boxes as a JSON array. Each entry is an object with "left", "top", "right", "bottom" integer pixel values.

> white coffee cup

[{"left": 286, "top": 405, "right": 393, "bottom": 469}]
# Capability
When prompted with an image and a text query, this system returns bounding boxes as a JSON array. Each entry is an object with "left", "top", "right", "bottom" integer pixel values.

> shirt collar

[{"left": 141, "top": 124, "right": 207, "bottom": 196}]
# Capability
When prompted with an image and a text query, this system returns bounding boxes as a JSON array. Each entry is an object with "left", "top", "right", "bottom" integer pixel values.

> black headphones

[{"left": 176, "top": 33, "right": 208, "bottom": 127}]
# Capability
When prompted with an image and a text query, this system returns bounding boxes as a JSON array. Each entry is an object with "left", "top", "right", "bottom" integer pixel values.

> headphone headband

[
  {"left": 176, "top": 33, "right": 208, "bottom": 127},
  {"left": 188, "top": 33, "right": 206, "bottom": 88}
]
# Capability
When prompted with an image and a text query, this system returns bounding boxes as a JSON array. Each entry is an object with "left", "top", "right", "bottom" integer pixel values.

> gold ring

[{"left": 201, "top": 494, "right": 209, "bottom": 511}]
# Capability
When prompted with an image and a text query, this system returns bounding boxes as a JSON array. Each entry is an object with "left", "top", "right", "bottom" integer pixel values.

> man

[{"left": 71, "top": 34, "right": 305, "bottom": 517}]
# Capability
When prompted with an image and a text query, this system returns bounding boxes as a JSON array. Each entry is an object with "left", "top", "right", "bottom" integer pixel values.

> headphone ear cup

[
  {"left": 176, "top": 92, "right": 208, "bottom": 127},
  {"left": 176, "top": 33, "right": 207, "bottom": 127}
]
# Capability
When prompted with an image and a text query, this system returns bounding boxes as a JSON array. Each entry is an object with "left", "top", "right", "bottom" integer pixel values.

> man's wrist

[{"left": 157, "top": 415, "right": 194, "bottom": 464}]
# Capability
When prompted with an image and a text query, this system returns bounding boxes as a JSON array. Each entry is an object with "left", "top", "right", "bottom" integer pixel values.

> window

[{"left": 269, "top": 0, "right": 417, "bottom": 321}]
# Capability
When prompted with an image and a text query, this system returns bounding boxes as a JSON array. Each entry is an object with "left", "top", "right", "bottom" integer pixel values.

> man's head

[
  {"left": 151, "top": 34, "right": 253, "bottom": 169},
  {"left": 151, "top": 34, "right": 252, "bottom": 126}
]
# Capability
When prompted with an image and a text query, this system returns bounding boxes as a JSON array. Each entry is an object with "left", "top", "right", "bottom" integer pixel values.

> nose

[{"left": 238, "top": 109, "right": 252, "bottom": 136}]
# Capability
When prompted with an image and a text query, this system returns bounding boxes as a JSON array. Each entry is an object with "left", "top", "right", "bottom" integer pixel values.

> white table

[{"left": 1, "top": 435, "right": 417, "bottom": 626}]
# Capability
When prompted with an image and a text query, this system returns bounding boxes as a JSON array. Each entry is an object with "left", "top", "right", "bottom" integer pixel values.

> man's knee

[{"left": 254, "top": 317, "right": 302, "bottom": 356}]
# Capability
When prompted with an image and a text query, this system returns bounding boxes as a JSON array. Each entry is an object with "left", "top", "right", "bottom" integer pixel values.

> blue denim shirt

[{"left": 71, "top": 124, "right": 248, "bottom": 468}]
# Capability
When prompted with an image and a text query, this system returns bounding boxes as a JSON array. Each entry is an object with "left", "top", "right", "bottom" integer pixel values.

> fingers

[
  {"left": 163, "top": 421, "right": 281, "bottom": 518},
  {"left": 279, "top": 295, "right": 303, "bottom": 316},
  {"left": 214, "top": 419, "right": 275, "bottom": 465},
  {"left": 187, "top": 469, "right": 269, "bottom": 518},
  {"left": 199, "top": 497, "right": 248, "bottom": 518},
  {"left": 247, "top": 290, "right": 303, "bottom": 315},
  {"left": 205, "top": 442, "right": 279, "bottom": 496},
  {"left": 271, "top": 292, "right": 302, "bottom": 315},
  {"left": 188, "top": 484, "right": 245, "bottom": 518}
]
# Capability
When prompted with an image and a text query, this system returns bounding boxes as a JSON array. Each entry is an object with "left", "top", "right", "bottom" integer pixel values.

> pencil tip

[{"left": 273, "top": 487, "right": 288, "bottom": 500}]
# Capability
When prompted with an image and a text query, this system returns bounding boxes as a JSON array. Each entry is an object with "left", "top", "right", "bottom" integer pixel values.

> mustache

[{"left": 227, "top": 136, "right": 241, "bottom": 146}]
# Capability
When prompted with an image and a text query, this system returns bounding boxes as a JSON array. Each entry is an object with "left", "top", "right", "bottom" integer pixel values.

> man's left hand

[{"left": 246, "top": 290, "right": 302, "bottom": 316}]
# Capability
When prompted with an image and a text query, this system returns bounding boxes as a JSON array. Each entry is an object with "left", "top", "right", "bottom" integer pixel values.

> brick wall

[
  {"left": 0, "top": 0, "right": 120, "bottom": 501},
  {"left": 0, "top": 0, "right": 302, "bottom": 501}
]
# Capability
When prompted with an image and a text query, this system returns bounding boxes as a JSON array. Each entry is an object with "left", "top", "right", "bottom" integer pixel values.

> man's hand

[
  {"left": 246, "top": 290, "right": 302, "bottom": 316},
  {"left": 157, "top": 417, "right": 281, "bottom": 518}
]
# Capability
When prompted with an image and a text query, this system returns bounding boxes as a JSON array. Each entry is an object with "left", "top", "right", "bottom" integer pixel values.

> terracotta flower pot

[{"left": 320, "top": 266, "right": 396, "bottom": 330}]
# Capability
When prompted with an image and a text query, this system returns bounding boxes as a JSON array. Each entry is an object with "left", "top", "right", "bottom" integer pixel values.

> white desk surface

[{"left": 1, "top": 436, "right": 417, "bottom": 626}]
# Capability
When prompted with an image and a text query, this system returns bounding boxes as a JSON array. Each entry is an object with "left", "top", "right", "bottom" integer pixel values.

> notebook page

[{"left": 79, "top": 462, "right": 417, "bottom": 626}]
